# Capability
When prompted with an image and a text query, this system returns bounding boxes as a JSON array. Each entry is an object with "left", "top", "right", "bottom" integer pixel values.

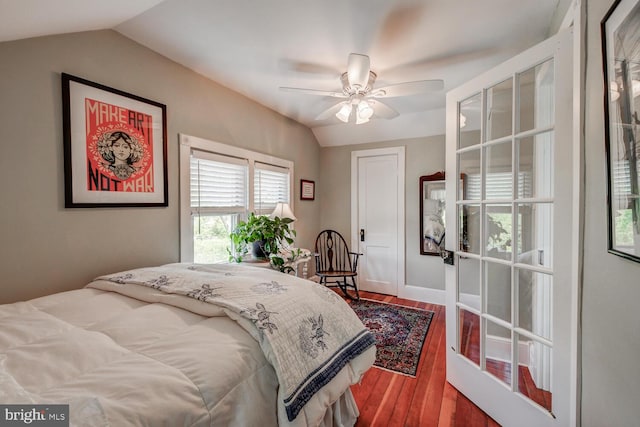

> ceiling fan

[{"left": 280, "top": 53, "right": 444, "bottom": 124}]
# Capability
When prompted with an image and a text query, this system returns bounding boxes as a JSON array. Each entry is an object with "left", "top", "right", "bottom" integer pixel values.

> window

[
  {"left": 190, "top": 152, "right": 247, "bottom": 263},
  {"left": 180, "top": 134, "right": 293, "bottom": 263}
]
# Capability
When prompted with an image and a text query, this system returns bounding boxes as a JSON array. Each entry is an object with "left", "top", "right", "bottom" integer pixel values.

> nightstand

[{"left": 241, "top": 252, "right": 311, "bottom": 279}]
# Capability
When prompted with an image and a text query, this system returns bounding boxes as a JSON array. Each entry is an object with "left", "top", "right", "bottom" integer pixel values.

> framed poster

[
  {"left": 601, "top": 0, "right": 640, "bottom": 262},
  {"left": 301, "top": 179, "right": 315, "bottom": 200},
  {"left": 62, "top": 73, "right": 168, "bottom": 208}
]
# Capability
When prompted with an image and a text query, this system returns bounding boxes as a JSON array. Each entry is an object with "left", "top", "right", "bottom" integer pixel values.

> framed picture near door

[
  {"left": 62, "top": 73, "right": 168, "bottom": 208},
  {"left": 601, "top": 0, "right": 640, "bottom": 262}
]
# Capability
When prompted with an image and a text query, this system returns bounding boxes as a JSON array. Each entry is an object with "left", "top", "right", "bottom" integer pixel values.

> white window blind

[
  {"left": 190, "top": 150, "right": 248, "bottom": 215},
  {"left": 254, "top": 162, "right": 290, "bottom": 214},
  {"left": 465, "top": 172, "right": 533, "bottom": 200},
  {"left": 612, "top": 160, "right": 640, "bottom": 196}
]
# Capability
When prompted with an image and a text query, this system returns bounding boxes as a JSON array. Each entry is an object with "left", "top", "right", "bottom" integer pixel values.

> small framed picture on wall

[{"left": 301, "top": 179, "right": 315, "bottom": 200}]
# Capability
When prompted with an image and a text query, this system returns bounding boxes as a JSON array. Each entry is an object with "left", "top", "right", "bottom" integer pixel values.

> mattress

[{"left": 0, "top": 263, "right": 376, "bottom": 426}]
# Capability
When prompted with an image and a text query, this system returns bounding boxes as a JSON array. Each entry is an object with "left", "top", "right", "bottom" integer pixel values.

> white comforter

[{"left": 0, "top": 264, "right": 376, "bottom": 426}]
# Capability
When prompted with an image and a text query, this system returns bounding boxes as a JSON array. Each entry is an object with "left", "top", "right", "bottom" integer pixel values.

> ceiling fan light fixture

[
  {"left": 356, "top": 115, "right": 370, "bottom": 125},
  {"left": 336, "top": 103, "right": 352, "bottom": 123},
  {"left": 357, "top": 100, "right": 374, "bottom": 120}
]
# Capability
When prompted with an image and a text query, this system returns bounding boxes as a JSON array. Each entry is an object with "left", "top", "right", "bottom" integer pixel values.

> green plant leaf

[{"left": 229, "top": 211, "right": 296, "bottom": 261}]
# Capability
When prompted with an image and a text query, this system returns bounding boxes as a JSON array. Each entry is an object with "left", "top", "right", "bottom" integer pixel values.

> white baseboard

[
  {"left": 458, "top": 292, "right": 481, "bottom": 311},
  {"left": 397, "top": 284, "right": 445, "bottom": 305},
  {"left": 486, "top": 335, "right": 531, "bottom": 366}
]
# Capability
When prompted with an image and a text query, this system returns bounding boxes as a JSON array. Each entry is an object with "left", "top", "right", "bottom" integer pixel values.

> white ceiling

[{"left": 0, "top": 0, "right": 568, "bottom": 146}]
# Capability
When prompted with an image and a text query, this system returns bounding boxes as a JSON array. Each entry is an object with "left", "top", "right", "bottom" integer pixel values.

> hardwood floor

[
  {"left": 458, "top": 308, "right": 552, "bottom": 411},
  {"left": 350, "top": 291, "right": 500, "bottom": 427}
]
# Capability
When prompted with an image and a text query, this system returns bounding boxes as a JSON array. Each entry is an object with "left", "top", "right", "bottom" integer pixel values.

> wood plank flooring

[{"left": 350, "top": 291, "right": 500, "bottom": 427}]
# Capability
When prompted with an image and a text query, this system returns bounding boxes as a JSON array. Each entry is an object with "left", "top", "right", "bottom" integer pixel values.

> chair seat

[{"left": 317, "top": 271, "right": 357, "bottom": 278}]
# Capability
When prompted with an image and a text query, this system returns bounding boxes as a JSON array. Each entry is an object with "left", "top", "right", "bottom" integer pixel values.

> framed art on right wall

[{"left": 602, "top": 0, "right": 640, "bottom": 262}]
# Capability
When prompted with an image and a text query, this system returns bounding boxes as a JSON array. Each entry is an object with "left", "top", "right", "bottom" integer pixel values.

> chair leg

[
  {"left": 318, "top": 276, "right": 359, "bottom": 301},
  {"left": 338, "top": 278, "right": 349, "bottom": 298},
  {"left": 350, "top": 276, "right": 360, "bottom": 301},
  {"left": 337, "top": 276, "right": 359, "bottom": 301}
]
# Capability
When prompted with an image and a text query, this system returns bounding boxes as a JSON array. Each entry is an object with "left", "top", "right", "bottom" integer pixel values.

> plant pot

[{"left": 251, "top": 240, "right": 268, "bottom": 259}]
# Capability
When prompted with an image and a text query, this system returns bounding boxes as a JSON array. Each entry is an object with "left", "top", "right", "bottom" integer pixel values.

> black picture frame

[
  {"left": 62, "top": 73, "right": 168, "bottom": 208},
  {"left": 601, "top": 0, "right": 640, "bottom": 262},
  {"left": 300, "top": 179, "right": 315, "bottom": 200},
  {"left": 419, "top": 172, "right": 466, "bottom": 256}
]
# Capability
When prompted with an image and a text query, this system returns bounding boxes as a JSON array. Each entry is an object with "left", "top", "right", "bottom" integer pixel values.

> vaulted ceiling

[{"left": 0, "top": 0, "right": 570, "bottom": 146}]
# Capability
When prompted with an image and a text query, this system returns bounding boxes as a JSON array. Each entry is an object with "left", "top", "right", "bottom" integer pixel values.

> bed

[{"left": 0, "top": 263, "right": 376, "bottom": 426}]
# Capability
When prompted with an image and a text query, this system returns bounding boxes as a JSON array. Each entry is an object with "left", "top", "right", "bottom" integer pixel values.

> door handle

[
  {"left": 441, "top": 250, "right": 455, "bottom": 265},
  {"left": 360, "top": 229, "right": 365, "bottom": 241}
]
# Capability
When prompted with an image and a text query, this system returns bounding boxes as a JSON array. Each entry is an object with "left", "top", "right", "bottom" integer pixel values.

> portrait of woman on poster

[{"left": 98, "top": 131, "right": 144, "bottom": 180}]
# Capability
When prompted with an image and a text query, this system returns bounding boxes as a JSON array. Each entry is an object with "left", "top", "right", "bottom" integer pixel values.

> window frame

[{"left": 179, "top": 133, "right": 294, "bottom": 262}]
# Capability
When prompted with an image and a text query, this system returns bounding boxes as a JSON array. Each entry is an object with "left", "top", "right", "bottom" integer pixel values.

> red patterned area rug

[{"left": 349, "top": 298, "right": 434, "bottom": 377}]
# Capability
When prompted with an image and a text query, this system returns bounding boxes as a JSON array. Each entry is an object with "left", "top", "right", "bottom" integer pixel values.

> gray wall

[
  {"left": 319, "top": 136, "right": 446, "bottom": 290},
  {"left": 582, "top": 0, "right": 640, "bottom": 425},
  {"left": 0, "top": 30, "right": 321, "bottom": 304}
]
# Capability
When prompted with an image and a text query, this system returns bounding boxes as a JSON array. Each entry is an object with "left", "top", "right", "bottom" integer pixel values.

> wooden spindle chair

[{"left": 314, "top": 230, "right": 361, "bottom": 300}]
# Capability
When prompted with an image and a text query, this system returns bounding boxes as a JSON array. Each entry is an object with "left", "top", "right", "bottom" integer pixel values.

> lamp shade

[
  {"left": 357, "top": 100, "right": 374, "bottom": 120},
  {"left": 336, "top": 103, "right": 352, "bottom": 123},
  {"left": 270, "top": 202, "right": 296, "bottom": 221},
  {"left": 355, "top": 115, "right": 369, "bottom": 125}
]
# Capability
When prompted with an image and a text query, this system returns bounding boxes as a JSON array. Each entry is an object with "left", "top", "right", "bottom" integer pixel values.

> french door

[{"left": 444, "top": 29, "right": 577, "bottom": 427}]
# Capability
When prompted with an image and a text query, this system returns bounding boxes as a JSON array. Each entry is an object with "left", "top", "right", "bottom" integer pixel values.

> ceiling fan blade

[
  {"left": 279, "top": 87, "right": 348, "bottom": 98},
  {"left": 347, "top": 53, "right": 370, "bottom": 91},
  {"left": 368, "top": 99, "right": 399, "bottom": 119},
  {"left": 278, "top": 58, "right": 340, "bottom": 76},
  {"left": 371, "top": 79, "right": 444, "bottom": 98},
  {"left": 315, "top": 101, "right": 349, "bottom": 121}
]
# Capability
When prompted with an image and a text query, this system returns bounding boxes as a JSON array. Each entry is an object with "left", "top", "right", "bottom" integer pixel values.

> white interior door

[
  {"left": 351, "top": 147, "right": 405, "bottom": 296},
  {"left": 444, "top": 28, "right": 577, "bottom": 427}
]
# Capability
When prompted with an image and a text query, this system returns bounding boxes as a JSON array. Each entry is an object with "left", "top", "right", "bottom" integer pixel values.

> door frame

[{"left": 351, "top": 147, "right": 405, "bottom": 296}]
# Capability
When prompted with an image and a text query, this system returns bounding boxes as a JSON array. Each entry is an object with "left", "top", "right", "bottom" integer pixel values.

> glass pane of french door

[{"left": 455, "top": 57, "right": 555, "bottom": 413}]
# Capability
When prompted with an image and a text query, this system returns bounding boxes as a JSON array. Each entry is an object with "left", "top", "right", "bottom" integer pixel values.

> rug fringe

[
  {"left": 355, "top": 297, "right": 434, "bottom": 313},
  {"left": 371, "top": 365, "right": 417, "bottom": 378}
]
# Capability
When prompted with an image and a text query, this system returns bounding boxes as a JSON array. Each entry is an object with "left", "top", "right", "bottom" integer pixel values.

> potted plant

[{"left": 228, "top": 213, "right": 296, "bottom": 263}]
